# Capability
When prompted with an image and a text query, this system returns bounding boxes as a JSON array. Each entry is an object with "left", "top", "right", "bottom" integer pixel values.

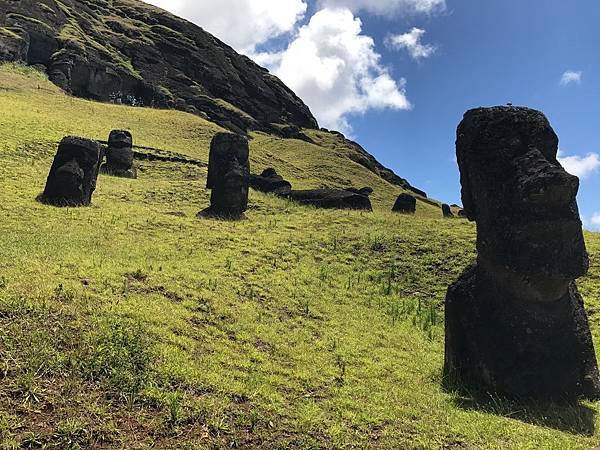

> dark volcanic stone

[
  {"left": 289, "top": 189, "right": 372, "bottom": 211},
  {"left": 444, "top": 106, "right": 600, "bottom": 401},
  {"left": 40, "top": 136, "right": 102, "bottom": 207},
  {"left": 0, "top": 27, "right": 29, "bottom": 62},
  {"left": 392, "top": 193, "right": 416, "bottom": 214},
  {"left": 249, "top": 168, "right": 292, "bottom": 197},
  {"left": 101, "top": 130, "right": 137, "bottom": 179},
  {"left": 442, "top": 204, "right": 453, "bottom": 218},
  {"left": 346, "top": 187, "right": 374, "bottom": 197},
  {"left": 200, "top": 132, "right": 250, "bottom": 219}
]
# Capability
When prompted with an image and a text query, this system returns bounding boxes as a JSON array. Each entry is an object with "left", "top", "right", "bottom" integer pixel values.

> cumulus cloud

[
  {"left": 560, "top": 70, "right": 582, "bottom": 86},
  {"left": 386, "top": 28, "right": 436, "bottom": 60},
  {"left": 558, "top": 151, "right": 600, "bottom": 179},
  {"left": 592, "top": 213, "right": 600, "bottom": 229},
  {"left": 144, "top": 0, "right": 307, "bottom": 53},
  {"left": 262, "top": 8, "right": 410, "bottom": 133},
  {"left": 318, "top": 0, "right": 446, "bottom": 15}
]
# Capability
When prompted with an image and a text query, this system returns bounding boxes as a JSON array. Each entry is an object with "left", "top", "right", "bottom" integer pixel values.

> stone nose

[{"left": 521, "top": 163, "right": 579, "bottom": 208}]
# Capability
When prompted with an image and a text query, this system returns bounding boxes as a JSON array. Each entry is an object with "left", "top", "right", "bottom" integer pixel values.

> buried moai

[
  {"left": 442, "top": 203, "right": 453, "bottom": 218},
  {"left": 392, "top": 193, "right": 417, "bottom": 214},
  {"left": 444, "top": 106, "right": 600, "bottom": 400},
  {"left": 40, "top": 136, "right": 102, "bottom": 207},
  {"left": 101, "top": 130, "right": 137, "bottom": 178},
  {"left": 199, "top": 132, "right": 250, "bottom": 219}
]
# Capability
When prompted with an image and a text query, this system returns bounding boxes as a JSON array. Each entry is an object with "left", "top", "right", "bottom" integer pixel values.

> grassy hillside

[{"left": 0, "top": 63, "right": 600, "bottom": 449}]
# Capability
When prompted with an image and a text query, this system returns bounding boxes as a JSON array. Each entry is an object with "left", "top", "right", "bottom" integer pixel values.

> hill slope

[
  {"left": 1, "top": 64, "right": 600, "bottom": 449},
  {"left": 0, "top": 0, "right": 428, "bottom": 196}
]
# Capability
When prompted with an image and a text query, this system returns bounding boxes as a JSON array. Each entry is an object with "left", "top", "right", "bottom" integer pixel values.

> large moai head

[
  {"left": 41, "top": 136, "right": 102, "bottom": 206},
  {"left": 392, "top": 193, "right": 416, "bottom": 214},
  {"left": 456, "top": 106, "right": 588, "bottom": 301},
  {"left": 102, "top": 130, "right": 136, "bottom": 178},
  {"left": 205, "top": 132, "right": 250, "bottom": 218}
]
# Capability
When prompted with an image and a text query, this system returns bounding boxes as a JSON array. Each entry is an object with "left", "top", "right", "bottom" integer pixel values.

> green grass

[{"left": 0, "top": 63, "right": 599, "bottom": 448}]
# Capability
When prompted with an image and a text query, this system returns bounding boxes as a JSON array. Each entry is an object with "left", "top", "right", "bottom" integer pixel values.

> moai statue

[
  {"left": 442, "top": 203, "right": 453, "bottom": 218},
  {"left": 249, "top": 167, "right": 292, "bottom": 197},
  {"left": 199, "top": 132, "right": 250, "bottom": 219},
  {"left": 444, "top": 106, "right": 600, "bottom": 400},
  {"left": 392, "top": 193, "right": 417, "bottom": 214},
  {"left": 101, "top": 130, "right": 137, "bottom": 178},
  {"left": 40, "top": 136, "right": 102, "bottom": 206}
]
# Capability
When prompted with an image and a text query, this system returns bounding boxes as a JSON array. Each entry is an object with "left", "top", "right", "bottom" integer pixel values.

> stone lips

[
  {"left": 444, "top": 106, "right": 600, "bottom": 400},
  {"left": 40, "top": 136, "right": 103, "bottom": 207}
]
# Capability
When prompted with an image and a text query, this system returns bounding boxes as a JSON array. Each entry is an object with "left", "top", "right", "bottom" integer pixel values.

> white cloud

[
  {"left": 560, "top": 70, "right": 582, "bottom": 86},
  {"left": 144, "top": 0, "right": 307, "bottom": 53},
  {"left": 262, "top": 8, "right": 410, "bottom": 133},
  {"left": 386, "top": 28, "right": 436, "bottom": 60},
  {"left": 558, "top": 151, "right": 600, "bottom": 179},
  {"left": 318, "top": 0, "right": 446, "bottom": 15}
]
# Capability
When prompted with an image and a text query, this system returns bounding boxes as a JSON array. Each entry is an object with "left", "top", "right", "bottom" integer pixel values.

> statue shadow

[{"left": 446, "top": 383, "right": 597, "bottom": 436}]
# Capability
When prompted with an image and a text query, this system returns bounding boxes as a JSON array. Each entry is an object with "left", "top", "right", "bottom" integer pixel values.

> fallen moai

[
  {"left": 249, "top": 168, "right": 292, "bottom": 197},
  {"left": 289, "top": 189, "right": 372, "bottom": 211}
]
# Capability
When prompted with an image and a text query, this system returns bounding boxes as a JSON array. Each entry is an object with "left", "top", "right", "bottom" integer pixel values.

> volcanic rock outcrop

[
  {"left": 249, "top": 168, "right": 292, "bottom": 197},
  {"left": 289, "top": 189, "right": 372, "bottom": 211},
  {"left": 392, "top": 193, "right": 417, "bottom": 214},
  {"left": 199, "top": 132, "right": 249, "bottom": 219},
  {"left": 101, "top": 130, "right": 137, "bottom": 179},
  {"left": 444, "top": 106, "right": 600, "bottom": 400},
  {"left": 40, "top": 136, "right": 102, "bottom": 206},
  {"left": 0, "top": 0, "right": 316, "bottom": 135}
]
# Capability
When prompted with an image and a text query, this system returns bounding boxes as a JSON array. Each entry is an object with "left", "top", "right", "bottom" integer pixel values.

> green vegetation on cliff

[{"left": 1, "top": 64, "right": 600, "bottom": 449}]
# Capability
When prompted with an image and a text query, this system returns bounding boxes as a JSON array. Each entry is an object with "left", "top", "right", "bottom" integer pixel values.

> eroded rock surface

[
  {"left": 442, "top": 204, "right": 453, "bottom": 218},
  {"left": 444, "top": 106, "right": 600, "bottom": 400},
  {"left": 40, "top": 136, "right": 102, "bottom": 206}
]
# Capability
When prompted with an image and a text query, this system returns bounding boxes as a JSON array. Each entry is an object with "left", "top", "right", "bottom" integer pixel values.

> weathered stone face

[
  {"left": 392, "top": 193, "right": 416, "bottom": 214},
  {"left": 445, "top": 106, "right": 600, "bottom": 401},
  {"left": 201, "top": 133, "right": 250, "bottom": 219},
  {"left": 41, "top": 136, "right": 102, "bottom": 206},
  {"left": 456, "top": 106, "right": 588, "bottom": 299},
  {"left": 101, "top": 130, "right": 136, "bottom": 178}
]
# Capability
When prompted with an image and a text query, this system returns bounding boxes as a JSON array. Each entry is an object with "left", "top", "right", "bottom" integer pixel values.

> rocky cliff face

[{"left": 0, "top": 0, "right": 317, "bottom": 134}]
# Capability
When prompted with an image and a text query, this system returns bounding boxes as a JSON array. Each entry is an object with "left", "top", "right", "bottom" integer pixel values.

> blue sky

[{"left": 145, "top": 0, "right": 599, "bottom": 229}]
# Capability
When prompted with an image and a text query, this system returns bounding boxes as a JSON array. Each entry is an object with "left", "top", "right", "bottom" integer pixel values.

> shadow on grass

[{"left": 446, "top": 383, "right": 597, "bottom": 436}]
